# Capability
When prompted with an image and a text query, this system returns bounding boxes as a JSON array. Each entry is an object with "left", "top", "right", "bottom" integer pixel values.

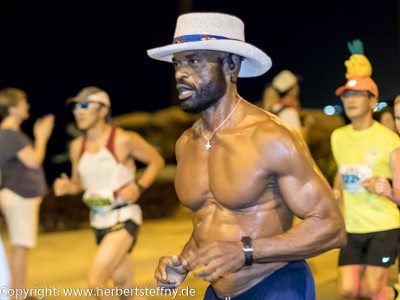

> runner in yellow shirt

[{"left": 331, "top": 40, "right": 400, "bottom": 300}]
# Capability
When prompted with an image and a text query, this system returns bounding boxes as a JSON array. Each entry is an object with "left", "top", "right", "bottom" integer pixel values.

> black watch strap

[
  {"left": 138, "top": 183, "right": 147, "bottom": 194},
  {"left": 241, "top": 236, "right": 253, "bottom": 266}
]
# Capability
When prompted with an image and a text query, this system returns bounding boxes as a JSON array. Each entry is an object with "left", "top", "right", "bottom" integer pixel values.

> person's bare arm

[
  {"left": 375, "top": 150, "right": 400, "bottom": 205},
  {"left": 125, "top": 131, "right": 165, "bottom": 189},
  {"left": 17, "top": 114, "right": 54, "bottom": 168},
  {"left": 154, "top": 131, "right": 194, "bottom": 288},
  {"left": 18, "top": 143, "right": 48, "bottom": 169},
  {"left": 154, "top": 233, "right": 198, "bottom": 288},
  {"left": 53, "top": 137, "right": 84, "bottom": 196},
  {"left": 252, "top": 128, "right": 346, "bottom": 262},
  {"left": 115, "top": 130, "right": 165, "bottom": 204},
  {"left": 181, "top": 233, "right": 198, "bottom": 259}
]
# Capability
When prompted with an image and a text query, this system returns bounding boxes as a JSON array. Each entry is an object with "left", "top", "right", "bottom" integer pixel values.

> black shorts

[
  {"left": 94, "top": 220, "right": 140, "bottom": 253},
  {"left": 339, "top": 229, "right": 399, "bottom": 268}
]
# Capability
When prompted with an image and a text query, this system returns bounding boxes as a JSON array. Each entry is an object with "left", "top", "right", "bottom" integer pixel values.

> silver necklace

[{"left": 201, "top": 97, "right": 242, "bottom": 151}]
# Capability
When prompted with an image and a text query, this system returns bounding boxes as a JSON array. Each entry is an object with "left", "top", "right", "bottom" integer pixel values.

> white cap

[{"left": 272, "top": 70, "right": 298, "bottom": 93}]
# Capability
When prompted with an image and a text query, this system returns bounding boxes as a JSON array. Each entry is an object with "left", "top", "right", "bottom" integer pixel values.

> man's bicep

[
  {"left": 276, "top": 147, "right": 334, "bottom": 220},
  {"left": 279, "top": 174, "right": 333, "bottom": 220}
]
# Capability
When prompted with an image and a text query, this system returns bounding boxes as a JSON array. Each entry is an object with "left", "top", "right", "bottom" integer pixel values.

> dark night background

[{"left": 0, "top": 0, "right": 399, "bottom": 182}]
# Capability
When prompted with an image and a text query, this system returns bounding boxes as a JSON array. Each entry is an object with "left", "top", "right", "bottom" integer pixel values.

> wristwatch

[
  {"left": 138, "top": 183, "right": 147, "bottom": 194},
  {"left": 241, "top": 236, "right": 253, "bottom": 266}
]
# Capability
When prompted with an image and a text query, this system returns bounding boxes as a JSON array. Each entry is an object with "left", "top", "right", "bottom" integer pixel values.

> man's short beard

[{"left": 180, "top": 67, "right": 227, "bottom": 114}]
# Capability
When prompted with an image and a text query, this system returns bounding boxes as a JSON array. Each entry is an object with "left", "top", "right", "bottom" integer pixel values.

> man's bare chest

[{"left": 175, "top": 137, "right": 275, "bottom": 211}]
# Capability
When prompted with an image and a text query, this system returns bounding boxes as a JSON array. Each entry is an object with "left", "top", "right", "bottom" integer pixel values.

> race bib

[
  {"left": 339, "top": 165, "right": 372, "bottom": 193},
  {"left": 83, "top": 188, "right": 115, "bottom": 215}
]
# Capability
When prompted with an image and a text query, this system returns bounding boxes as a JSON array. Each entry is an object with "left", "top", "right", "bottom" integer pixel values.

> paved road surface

[{"left": 1, "top": 207, "right": 397, "bottom": 299}]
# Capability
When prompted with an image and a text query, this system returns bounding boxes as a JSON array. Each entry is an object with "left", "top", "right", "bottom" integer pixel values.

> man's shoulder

[
  {"left": 374, "top": 122, "right": 400, "bottom": 140},
  {"left": 70, "top": 135, "right": 85, "bottom": 151},
  {"left": 239, "top": 100, "right": 285, "bottom": 129},
  {"left": 114, "top": 127, "right": 134, "bottom": 140},
  {"left": 250, "top": 112, "right": 306, "bottom": 162},
  {"left": 114, "top": 127, "right": 147, "bottom": 149},
  {"left": 249, "top": 116, "right": 314, "bottom": 175},
  {"left": 251, "top": 112, "right": 298, "bottom": 142},
  {"left": 176, "top": 119, "right": 201, "bottom": 148},
  {"left": 242, "top": 103, "right": 314, "bottom": 166}
]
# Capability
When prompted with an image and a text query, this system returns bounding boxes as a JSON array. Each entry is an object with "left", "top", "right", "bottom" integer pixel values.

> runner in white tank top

[
  {"left": 54, "top": 87, "right": 164, "bottom": 299},
  {"left": 78, "top": 126, "right": 142, "bottom": 229}
]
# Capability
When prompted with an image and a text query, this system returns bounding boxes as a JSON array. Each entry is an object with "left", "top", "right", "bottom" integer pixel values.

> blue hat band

[{"left": 173, "top": 34, "right": 242, "bottom": 44}]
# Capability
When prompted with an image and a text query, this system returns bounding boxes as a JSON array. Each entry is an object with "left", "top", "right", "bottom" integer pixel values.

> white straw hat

[{"left": 147, "top": 12, "right": 272, "bottom": 78}]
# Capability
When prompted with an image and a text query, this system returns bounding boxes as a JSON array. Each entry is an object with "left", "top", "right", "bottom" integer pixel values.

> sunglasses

[
  {"left": 69, "top": 101, "right": 104, "bottom": 114},
  {"left": 340, "top": 90, "right": 369, "bottom": 100}
]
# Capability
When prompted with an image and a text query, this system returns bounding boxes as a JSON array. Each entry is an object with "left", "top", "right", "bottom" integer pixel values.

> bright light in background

[
  {"left": 374, "top": 102, "right": 387, "bottom": 112},
  {"left": 324, "top": 105, "right": 335, "bottom": 115},
  {"left": 334, "top": 105, "right": 342, "bottom": 115},
  {"left": 324, "top": 105, "right": 344, "bottom": 115}
]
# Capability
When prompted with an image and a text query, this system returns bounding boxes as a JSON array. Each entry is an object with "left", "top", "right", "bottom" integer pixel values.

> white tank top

[{"left": 77, "top": 127, "right": 142, "bottom": 229}]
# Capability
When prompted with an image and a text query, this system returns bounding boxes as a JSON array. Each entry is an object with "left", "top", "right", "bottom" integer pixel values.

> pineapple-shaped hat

[{"left": 335, "top": 39, "right": 378, "bottom": 97}]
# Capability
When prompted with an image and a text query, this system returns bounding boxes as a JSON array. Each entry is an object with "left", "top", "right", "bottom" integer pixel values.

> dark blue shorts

[{"left": 203, "top": 261, "right": 315, "bottom": 300}]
